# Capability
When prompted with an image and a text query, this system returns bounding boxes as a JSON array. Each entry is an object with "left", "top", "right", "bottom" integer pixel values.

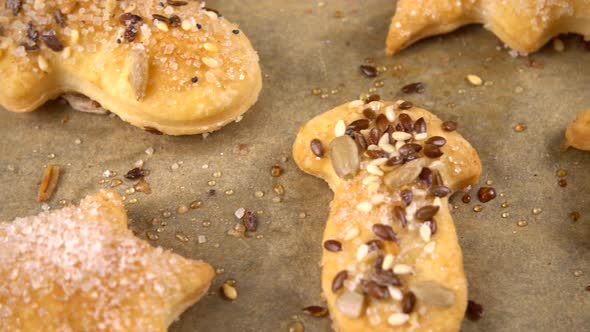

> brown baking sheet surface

[{"left": 0, "top": 1, "right": 588, "bottom": 331}]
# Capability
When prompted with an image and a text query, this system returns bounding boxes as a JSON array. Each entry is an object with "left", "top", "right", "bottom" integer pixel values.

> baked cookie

[
  {"left": 0, "top": 190, "right": 214, "bottom": 331},
  {"left": 293, "top": 99, "right": 481, "bottom": 331},
  {"left": 564, "top": 108, "right": 590, "bottom": 151},
  {"left": 386, "top": 0, "right": 590, "bottom": 56},
  {"left": 0, "top": 0, "right": 261, "bottom": 135}
]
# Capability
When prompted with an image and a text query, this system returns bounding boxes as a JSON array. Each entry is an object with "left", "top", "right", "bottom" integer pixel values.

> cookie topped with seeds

[
  {"left": 293, "top": 99, "right": 482, "bottom": 331},
  {"left": 0, "top": 0, "right": 262, "bottom": 135}
]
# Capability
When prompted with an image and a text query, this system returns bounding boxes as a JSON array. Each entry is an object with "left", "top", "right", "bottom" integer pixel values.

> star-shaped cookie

[
  {"left": 0, "top": 190, "right": 214, "bottom": 331},
  {"left": 386, "top": 0, "right": 590, "bottom": 56},
  {"left": 565, "top": 108, "right": 590, "bottom": 151}
]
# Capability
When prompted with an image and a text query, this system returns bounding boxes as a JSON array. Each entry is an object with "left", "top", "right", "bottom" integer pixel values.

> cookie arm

[
  {"left": 386, "top": 0, "right": 479, "bottom": 55},
  {"left": 564, "top": 108, "right": 590, "bottom": 151}
]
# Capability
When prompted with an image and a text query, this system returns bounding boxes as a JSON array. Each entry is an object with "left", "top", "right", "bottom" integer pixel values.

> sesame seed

[
  {"left": 392, "top": 131, "right": 412, "bottom": 141},
  {"left": 385, "top": 106, "right": 396, "bottom": 122},
  {"left": 388, "top": 313, "right": 409, "bottom": 326},
  {"left": 205, "top": 10, "right": 219, "bottom": 19},
  {"left": 393, "top": 264, "right": 413, "bottom": 275},
  {"left": 370, "top": 194, "right": 385, "bottom": 205},
  {"left": 366, "top": 164, "right": 384, "bottom": 176},
  {"left": 344, "top": 227, "right": 360, "bottom": 240},
  {"left": 202, "top": 57, "right": 220, "bottom": 68},
  {"left": 232, "top": 29, "right": 240, "bottom": 34},
  {"left": 335, "top": 120, "right": 346, "bottom": 137},
  {"left": 37, "top": 55, "right": 49, "bottom": 72},
  {"left": 368, "top": 101, "right": 383, "bottom": 111},
  {"left": 466, "top": 74, "right": 483, "bottom": 86},
  {"left": 155, "top": 20, "right": 169, "bottom": 31},
  {"left": 382, "top": 254, "right": 394, "bottom": 270},
  {"left": 191, "top": 76, "right": 199, "bottom": 83},
  {"left": 70, "top": 29, "right": 80, "bottom": 44},
  {"left": 420, "top": 223, "right": 432, "bottom": 242},
  {"left": 221, "top": 282, "right": 238, "bottom": 300},
  {"left": 387, "top": 286, "right": 403, "bottom": 301},
  {"left": 356, "top": 244, "right": 370, "bottom": 262},
  {"left": 348, "top": 100, "right": 364, "bottom": 108},
  {"left": 356, "top": 202, "right": 373, "bottom": 212},
  {"left": 203, "top": 42, "right": 218, "bottom": 52},
  {"left": 181, "top": 20, "right": 193, "bottom": 31},
  {"left": 414, "top": 133, "right": 428, "bottom": 140}
]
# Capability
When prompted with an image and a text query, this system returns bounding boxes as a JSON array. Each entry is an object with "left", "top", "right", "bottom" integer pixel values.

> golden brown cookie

[
  {"left": 386, "top": 0, "right": 590, "bottom": 56},
  {"left": 0, "top": 0, "right": 261, "bottom": 135},
  {"left": 0, "top": 190, "right": 214, "bottom": 331},
  {"left": 293, "top": 100, "right": 481, "bottom": 331},
  {"left": 564, "top": 108, "right": 590, "bottom": 151}
]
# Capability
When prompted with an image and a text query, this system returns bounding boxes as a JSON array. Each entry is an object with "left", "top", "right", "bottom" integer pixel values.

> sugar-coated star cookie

[{"left": 0, "top": 190, "right": 214, "bottom": 331}]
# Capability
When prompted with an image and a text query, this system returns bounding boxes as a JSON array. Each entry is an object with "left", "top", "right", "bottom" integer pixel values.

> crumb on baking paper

[{"left": 37, "top": 164, "right": 60, "bottom": 202}]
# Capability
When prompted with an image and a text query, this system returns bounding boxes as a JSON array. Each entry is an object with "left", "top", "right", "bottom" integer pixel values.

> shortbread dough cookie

[
  {"left": 293, "top": 99, "right": 482, "bottom": 331},
  {"left": 0, "top": 0, "right": 261, "bottom": 135},
  {"left": 386, "top": 0, "right": 590, "bottom": 56},
  {"left": 564, "top": 108, "right": 590, "bottom": 151},
  {"left": 0, "top": 190, "right": 214, "bottom": 331}
]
